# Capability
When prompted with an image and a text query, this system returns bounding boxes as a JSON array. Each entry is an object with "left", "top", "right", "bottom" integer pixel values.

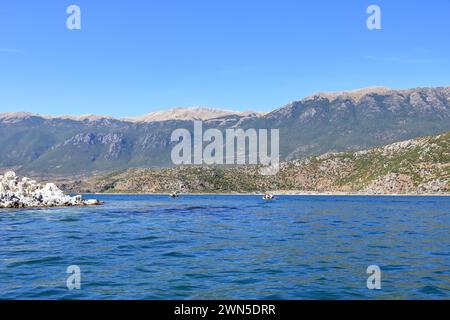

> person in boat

[
  {"left": 169, "top": 191, "right": 179, "bottom": 198},
  {"left": 262, "top": 193, "right": 275, "bottom": 200}
]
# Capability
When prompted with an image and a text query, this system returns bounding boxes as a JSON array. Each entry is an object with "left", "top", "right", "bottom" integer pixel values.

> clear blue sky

[{"left": 0, "top": 0, "right": 449, "bottom": 117}]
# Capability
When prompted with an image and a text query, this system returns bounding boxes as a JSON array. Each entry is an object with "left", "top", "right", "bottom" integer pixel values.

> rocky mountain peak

[
  {"left": 305, "top": 86, "right": 394, "bottom": 102},
  {"left": 123, "top": 107, "right": 259, "bottom": 122}
]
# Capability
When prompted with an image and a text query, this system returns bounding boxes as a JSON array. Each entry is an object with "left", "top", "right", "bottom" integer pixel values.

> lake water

[{"left": 0, "top": 195, "right": 449, "bottom": 299}]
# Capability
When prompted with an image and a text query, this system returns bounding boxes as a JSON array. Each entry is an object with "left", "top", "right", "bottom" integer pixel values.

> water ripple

[{"left": 0, "top": 194, "right": 449, "bottom": 299}]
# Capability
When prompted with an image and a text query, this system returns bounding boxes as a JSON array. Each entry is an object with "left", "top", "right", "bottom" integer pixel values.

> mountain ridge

[
  {"left": 3, "top": 85, "right": 449, "bottom": 123},
  {"left": 0, "top": 107, "right": 263, "bottom": 124}
]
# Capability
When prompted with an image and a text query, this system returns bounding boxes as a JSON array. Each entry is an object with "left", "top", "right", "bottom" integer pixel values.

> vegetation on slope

[{"left": 63, "top": 132, "right": 449, "bottom": 195}]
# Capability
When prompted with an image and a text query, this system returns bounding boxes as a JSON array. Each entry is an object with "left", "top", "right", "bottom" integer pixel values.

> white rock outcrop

[{"left": 0, "top": 171, "right": 102, "bottom": 208}]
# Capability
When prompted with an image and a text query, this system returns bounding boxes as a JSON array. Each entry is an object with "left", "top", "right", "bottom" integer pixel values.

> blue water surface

[{"left": 0, "top": 195, "right": 449, "bottom": 299}]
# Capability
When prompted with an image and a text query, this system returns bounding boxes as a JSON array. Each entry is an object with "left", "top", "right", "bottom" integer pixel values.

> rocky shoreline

[{"left": 0, "top": 172, "right": 102, "bottom": 209}]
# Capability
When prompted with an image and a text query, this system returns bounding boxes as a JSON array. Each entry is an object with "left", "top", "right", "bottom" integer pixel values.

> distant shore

[{"left": 84, "top": 191, "right": 450, "bottom": 197}]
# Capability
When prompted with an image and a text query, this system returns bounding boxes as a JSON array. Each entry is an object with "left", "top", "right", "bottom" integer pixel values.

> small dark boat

[{"left": 169, "top": 191, "right": 179, "bottom": 198}]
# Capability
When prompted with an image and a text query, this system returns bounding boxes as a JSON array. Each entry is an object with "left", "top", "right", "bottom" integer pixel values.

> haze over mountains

[{"left": 1, "top": 86, "right": 449, "bottom": 175}]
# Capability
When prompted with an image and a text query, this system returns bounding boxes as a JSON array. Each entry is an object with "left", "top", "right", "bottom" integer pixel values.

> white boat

[{"left": 262, "top": 193, "right": 275, "bottom": 200}]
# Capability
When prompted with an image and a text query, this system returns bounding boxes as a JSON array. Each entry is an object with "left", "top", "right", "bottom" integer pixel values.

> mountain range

[
  {"left": 1, "top": 86, "right": 449, "bottom": 176},
  {"left": 0, "top": 107, "right": 259, "bottom": 123}
]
